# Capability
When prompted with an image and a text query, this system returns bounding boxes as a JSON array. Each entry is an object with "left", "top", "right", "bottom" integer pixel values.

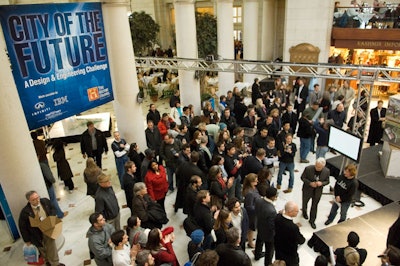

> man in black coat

[
  {"left": 215, "top": 227, "right": 252, "bottom": 266},
  {"left": 251, "top": 78, "right": 262, "bottom": 105},
  {"left": 234, "top": 96, "right": 248, "bottom": 126},
  {"left": 184, "top": 175, "right": 203, "bottom": 217},
  {"left": 387, "top": 212, "right": 400, "bottom": 250},
  {"left": 146, "top": 103, "right": 161, "bottom": 125},
  {"left": 220, "top": 107, "right": 238, "bottom": 135},
  {"left": 81, "top": 121, "right": 108, "bottom": 168},
  {"left": 19, "top": 191, "right": 65, "bottom": 266},
  {"left": 224, "top": 143, "right": 243, "bottom": 200},
  {"left": 274, "top": 201, "right": 305, "bottom": 266},
  {"left": 281, "top": 105, "right": 298, "bottom": 134},
  {"left": 301, "top": 158, "right": 330, "bottom": 229},
  {"left": 145, "top": 120, "right": 162, "bottom": 160},
  {"left": 180, "top": 150, "right": 206, "bottom": 188},
  {"left": 328, "top": 102, "right": 347, "bottom": 128},
  {"left": 294, "top": 77, "right": 308, "bottom": 115},
  {"left": 241, "top": 148, "right": 266, "bottom": 177},
  {"left": 297, "top": 115, "right": 313, "bottom": 164},
  {"left": 122, "top": 161, "right": 139, "bottom": 214},
  {"left": 334, "top": 231, "right": 367, "bottom": 266},
  {"left": 194, "top": 190, "right": 216, "bottom": 249},
  {"left": 254, "top": 187, "right": 278, "bottom": 265},
  {"left": 252, "top": 127, "right": 268, "bottom": 156},
  {"left": 367, "top": 100, "right": 386, "bottom": 146}
]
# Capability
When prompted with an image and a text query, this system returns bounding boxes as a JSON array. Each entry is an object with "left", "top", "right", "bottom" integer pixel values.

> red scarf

[{"left": 217, "top": 177, "right": 227, "bottom": 199}]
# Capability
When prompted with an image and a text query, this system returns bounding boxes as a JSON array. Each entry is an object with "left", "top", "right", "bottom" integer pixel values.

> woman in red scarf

[{"left": 209, "top": 165, "right": 234, "bottom": 209}]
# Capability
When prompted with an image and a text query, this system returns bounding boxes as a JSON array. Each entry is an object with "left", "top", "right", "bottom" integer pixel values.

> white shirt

[
  {"left": 231, "top": 210, "right": 243, "bottom": 236},
  {"left": 112, "top": 244, "right": 131, "bottom": 266}
]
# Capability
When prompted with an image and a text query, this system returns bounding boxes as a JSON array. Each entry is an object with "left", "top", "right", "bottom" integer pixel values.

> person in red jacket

[
  {"left": 145, "top": 161, "right": 169, "bottom": 210},
  {"left": 157, "top": 113, "right": 174, "bottom": 139}
]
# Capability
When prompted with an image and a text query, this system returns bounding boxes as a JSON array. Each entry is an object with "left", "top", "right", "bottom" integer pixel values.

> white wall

[{"left": 282, "top": 0, "right": 334, "bottom": 63}]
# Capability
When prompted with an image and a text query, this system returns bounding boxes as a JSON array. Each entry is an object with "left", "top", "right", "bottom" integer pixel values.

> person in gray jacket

[
  {"left": 95, "top": 173, "right": 120, "bottom": 230},
  {"left": 87, "top": 212, "right": 115, "bottom": 266},
  {"left": 301, "top": 158, "right": 330, "bottom": 229}
]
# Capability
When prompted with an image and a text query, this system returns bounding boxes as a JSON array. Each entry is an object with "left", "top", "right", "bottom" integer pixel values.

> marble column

[
  {"left": 174, "top": 0, "right": 201, "bottom": 114},
  {"left": 0, "top": 26, "right": 48, "bottom": 228},
  {"left": 217, "top": 0, "right": 235, "bottom": 96},
  {"left": 261, "top": 0, "right": 275, "bottom": 61},
  {"left": 243, "top": 0, "right": 260, "bottom": 84},
  {"left": 102, "top": 0, "right": 146, "bottom": 145}
]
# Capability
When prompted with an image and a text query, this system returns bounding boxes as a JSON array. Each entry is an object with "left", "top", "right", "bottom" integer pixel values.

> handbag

[{"left": 147, "top": 200, "right": 169, "bottom": 225}]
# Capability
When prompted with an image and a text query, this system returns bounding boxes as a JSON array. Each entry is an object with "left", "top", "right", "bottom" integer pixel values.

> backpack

[
  {"left": 184, "top": 252, "right": 201, "bottom": 266},
  {"left": 183, "top": 216, "right": 200, "bottom": 237}
]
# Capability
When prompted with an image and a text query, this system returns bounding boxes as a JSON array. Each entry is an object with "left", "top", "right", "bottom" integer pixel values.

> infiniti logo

[{"left": 34, "top": 102, "right": 45, "bottom": 110}]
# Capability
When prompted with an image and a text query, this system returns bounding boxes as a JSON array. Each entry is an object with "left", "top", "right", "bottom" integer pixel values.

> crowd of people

[{"left": 23, "top": 75, "right": 398, "bottom": 266}]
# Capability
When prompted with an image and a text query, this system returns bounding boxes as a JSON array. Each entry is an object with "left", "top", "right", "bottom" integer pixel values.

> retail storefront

[{"left": 330, "top": 28, "right": 400, "bottom": 96}]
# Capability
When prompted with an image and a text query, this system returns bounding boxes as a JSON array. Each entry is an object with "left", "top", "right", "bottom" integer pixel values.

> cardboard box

[{"left": 29, "top": 216, "right": 63, "bottom": 240}]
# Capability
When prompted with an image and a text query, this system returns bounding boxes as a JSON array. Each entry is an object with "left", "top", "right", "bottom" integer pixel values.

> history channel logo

[{"left": 87, "top": 87, "right": 100, "bottom": 101}]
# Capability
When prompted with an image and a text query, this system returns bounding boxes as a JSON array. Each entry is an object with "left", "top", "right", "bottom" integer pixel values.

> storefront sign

[
  {"left": 334, "top": 40, "right": 400, "bottom": 50},
  {"left": 0, "top": 3, "right": 113, "bottom": 130}
]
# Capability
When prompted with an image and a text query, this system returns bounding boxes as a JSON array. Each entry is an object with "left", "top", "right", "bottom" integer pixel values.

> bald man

[{"left": 274, "top": 201, "right": 305, "bottom": 266}]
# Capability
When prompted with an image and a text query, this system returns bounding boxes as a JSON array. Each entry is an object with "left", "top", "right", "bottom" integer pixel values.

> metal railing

[
  {"left": 135, "top": 56, "right": 400, "bottom": 140},
  {"left": 135, "top": 57, "right": 400, "bottom": 83}
]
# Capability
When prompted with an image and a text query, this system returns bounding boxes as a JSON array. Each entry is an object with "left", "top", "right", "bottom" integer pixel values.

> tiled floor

[{"left": 0, "top": 97, "right": 383, "bottom": 266}]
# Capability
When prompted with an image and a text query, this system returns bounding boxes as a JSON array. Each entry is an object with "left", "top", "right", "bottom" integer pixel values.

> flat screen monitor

[{"left": 328, "top": 125, "right": 363, "bottom": 163}]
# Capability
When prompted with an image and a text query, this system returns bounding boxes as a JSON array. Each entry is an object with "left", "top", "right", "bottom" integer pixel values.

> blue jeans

[
  {"left": 277, "top": 162, "right": 295, "bottom": 188},
  {"left": 115, "top": 155, "right": 128, "bottom": 188},
  {"left": 48, "top": 185, "right": 64, "bottom": 218},
  {"left": 327, "top": 201, "right": 351, "bottom": 223},
  {"left": 166, "top": 166, "right": 175, "bottom": 191},
  {"left": 300, "top": 137, "right": 311, "bottom": 160},
  {"left": 316, "top": 146, "right": 329, "bottom": 159},
  {"left": 310, "top": 135, "right": 316, "bottom": 152}
]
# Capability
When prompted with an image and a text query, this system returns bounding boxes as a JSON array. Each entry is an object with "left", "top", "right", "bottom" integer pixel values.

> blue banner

[
  {"left": 0, "top": 184, "right": 20, "bottom": 240},
  {"left": 0, "top": 3, "right": 113, "bottom": 130}
]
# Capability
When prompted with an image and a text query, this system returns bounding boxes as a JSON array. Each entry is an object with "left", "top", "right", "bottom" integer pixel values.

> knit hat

[
  {"left": 97, "top": 173, "right": 110, "bottom": 183},
  {"left": 219, "top": 122, "right": 227, "bottom": 131},
  {"left": 161, "top": 226, "right": 174, "bottom": 238},
  {"left": 190, "top": 229, "right": 204, "bottom": 245}
]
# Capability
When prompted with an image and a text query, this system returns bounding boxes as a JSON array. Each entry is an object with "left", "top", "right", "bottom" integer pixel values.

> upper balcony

[{"left": 331, "top": 4, "right": 400, "bottom": 50}]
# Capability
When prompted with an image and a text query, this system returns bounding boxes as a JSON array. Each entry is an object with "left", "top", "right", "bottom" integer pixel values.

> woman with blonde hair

[
  {"left": 84, "top": 157, "right": 102, "bottom": 197},
  {"left": 242, "top": 173, "right": 260, "bottom": 248},
  {"left": 344, "top": 246, "right": 360, "bottom": 266}
]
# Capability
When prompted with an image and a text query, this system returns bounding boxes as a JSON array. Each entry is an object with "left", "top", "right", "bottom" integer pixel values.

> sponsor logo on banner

[
  {"left": 34, "top": 102, "right": 45, "bottom": 110},
  {"left": 87, "top": 87, "right": 100, "bottom": 101}
]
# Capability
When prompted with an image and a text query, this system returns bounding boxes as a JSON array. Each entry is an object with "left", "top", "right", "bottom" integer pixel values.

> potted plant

[
  {"left": 148, "top": 84, "right": 158, "bottom": 102},
  {"left": 129, "top": 11, "right": 160, "bottom": 56}
]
